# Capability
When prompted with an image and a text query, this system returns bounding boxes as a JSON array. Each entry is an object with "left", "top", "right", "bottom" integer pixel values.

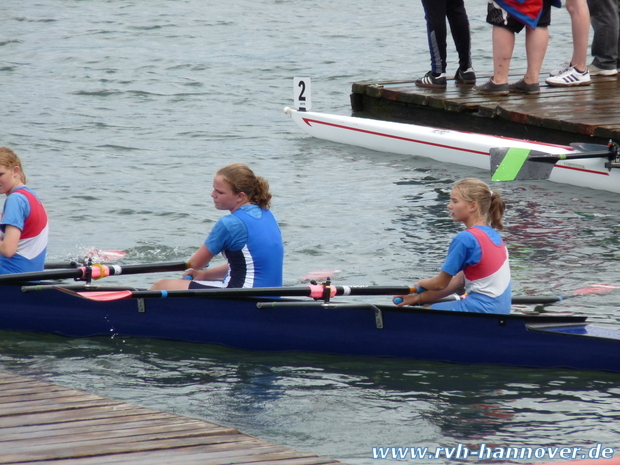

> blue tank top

[{"left": 222, "top": 208, "right": 284, "bottom": 288}]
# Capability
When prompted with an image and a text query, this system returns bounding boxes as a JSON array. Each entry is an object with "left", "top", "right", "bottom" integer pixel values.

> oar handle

[{"left": 393, "top": 286, "right": 426, "bottom": 305}]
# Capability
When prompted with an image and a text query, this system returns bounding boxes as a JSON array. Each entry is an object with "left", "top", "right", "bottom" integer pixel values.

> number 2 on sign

[{"left": 294, "top": 77, "right": 311, "bottom": 111}]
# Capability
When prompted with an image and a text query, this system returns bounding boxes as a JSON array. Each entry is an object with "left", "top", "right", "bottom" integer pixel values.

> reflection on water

[{"left": 1, "top": 332, "right": 619, "bottom": 465}]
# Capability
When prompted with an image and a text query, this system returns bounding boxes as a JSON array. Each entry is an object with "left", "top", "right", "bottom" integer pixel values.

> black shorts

[{"left": 486, "top": 0, "right": 551, "bottom": 33}]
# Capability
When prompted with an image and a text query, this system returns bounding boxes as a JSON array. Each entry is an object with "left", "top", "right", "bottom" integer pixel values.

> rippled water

[{"left": 1, "top": 1, "right": 620, "bottom": 464}]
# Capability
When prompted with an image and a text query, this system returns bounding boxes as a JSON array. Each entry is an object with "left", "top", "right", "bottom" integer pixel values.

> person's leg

[
  {"left": 565, "top": 0, "right": 590, "bottom": 71},
  {"left": 446, "top": 0, "right": 472, "bottom": 71},
  {"left": 421, "top": 0, "right": 449, "bottom": 74},
  {"left": 588, "top": 0, "right": 619, "bottom": 70},
  {"left": 524, "top": 26, "right": 549, "bottom": 84},
  {"left": 492, "top": 26, "right": 516, "bottom": 84},
  {"left": 617, "top": 0, "right": 620, "bottom": 69}
]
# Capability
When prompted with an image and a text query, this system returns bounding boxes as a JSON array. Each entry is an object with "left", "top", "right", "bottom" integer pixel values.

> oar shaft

[
  {"left": 530, "top": 151, "right": 612, "bottom": 162},
  {"left": 45, "top": 261, "right": 81, "bottom": 270},
  {"left": 112, "top": 262, "right": 189, "bottom": 275},
  {"left": 0, "top": 261, "right": 189, "bottom": 284},
  {"left": 132, "top": 285, "right": 417, "bottom": 299}
]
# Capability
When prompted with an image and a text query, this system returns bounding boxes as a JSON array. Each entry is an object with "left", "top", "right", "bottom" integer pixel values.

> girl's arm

[
  {"left": 185, "top": 244, "right": 229, "bottom": 280},
  {"left": 0, "top": 225, "right": 21, "bottom": 258},
  {"left": 187, "top": 243, "right": 215, "bottom": 270},
  {"left": 396, "top": 271, "right": 465, "bottom": 306},
  {"left": 189, "top": 263, "right": 228, "bottom": 281}
]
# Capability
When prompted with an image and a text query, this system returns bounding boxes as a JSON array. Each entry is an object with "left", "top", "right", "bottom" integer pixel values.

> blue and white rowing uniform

[
  {"left": 430, "top": 225, "right": 511, "bottom": 314},
  {"left": 193, "top": 204, "right": 284, "bottom": 288},
  {"left": 0, "top": 186, "right": 49, "bottom": 274}
]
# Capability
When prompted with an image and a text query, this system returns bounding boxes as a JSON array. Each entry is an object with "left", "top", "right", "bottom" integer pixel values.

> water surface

[{"left": 1, "top": 2, "right": 619, "bottom": 464}]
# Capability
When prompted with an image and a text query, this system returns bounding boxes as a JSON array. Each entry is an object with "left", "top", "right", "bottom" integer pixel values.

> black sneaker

[
  {"left": 474, "top": 78, "right": 509, "bottom": 95},
  {"left": 415, "top": 71, "right": 447, "bottom": 89},
  {"left": 455, "top": 67, "right": 476, "bottom": 85},
  {"left": 509, "top": 78, "right": 540, "bottom": 94}
]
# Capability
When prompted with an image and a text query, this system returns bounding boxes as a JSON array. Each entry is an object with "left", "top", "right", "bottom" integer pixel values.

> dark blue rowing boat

[{"left": 3, "top": 279, "right": 620, "bottom": 373}]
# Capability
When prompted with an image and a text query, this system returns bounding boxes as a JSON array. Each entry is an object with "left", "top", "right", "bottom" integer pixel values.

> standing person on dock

[
  {"left": 150, "top": 163, "right": 284, "bottom": 290},
  {"left": 0, "top": 147, "right": 48, "bottom": 275},
  {"left": 585, "top": 0, "right": 620, "bottom": 76},
  {"left": 394, "top": 178, "right": 511, "bottom": 314},
  {"left": 474, "top": 0, "right": 560, "bottom": 95},
  {"left": 545, "top": 0, "right": 592, "bottom": 86},
  {"left": 414, "top": 0, "right": 476, "bottom": 89}
]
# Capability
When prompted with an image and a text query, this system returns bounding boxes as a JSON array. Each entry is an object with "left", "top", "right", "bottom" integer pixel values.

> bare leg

[
  {"left": 149, "top": 279, "right": 191, "bottom": 291},
  {"left": 492, "top": 26, "right": 516, "bottom": 84},
  {"left": 524, "top": 26, "right": 549, "bottom": 84},
  {"left": 566, "top": 0, "right": 590, "bottom": 71}
]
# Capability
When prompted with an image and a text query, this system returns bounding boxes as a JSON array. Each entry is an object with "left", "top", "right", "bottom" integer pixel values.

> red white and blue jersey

[
  {"left": 432, "top": 226, "right": 511, "bottom": 314},
  {"left": 0, "top": 187, "right": 49, "bottom": 274}
]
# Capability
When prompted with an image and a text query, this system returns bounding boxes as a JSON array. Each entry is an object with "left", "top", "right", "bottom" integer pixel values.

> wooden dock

[
  {"left": 350, "top": 75, "right": 620, "bottom": 146},
  {"left": 0, "top": 371, "right": 343, "bottom": 465}
]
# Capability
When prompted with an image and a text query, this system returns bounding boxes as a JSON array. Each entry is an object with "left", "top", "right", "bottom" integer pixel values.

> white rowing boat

[{"left": 284, "top": 107, "right": 620, "bottom": 194}]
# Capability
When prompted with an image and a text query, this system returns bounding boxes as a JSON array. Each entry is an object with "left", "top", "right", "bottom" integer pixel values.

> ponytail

[
  {"left": 217, "top": 163, "right": 273, "bottom": 209},
  {"left": 453, "top": 178, "right": 505, "bottom": 230}
]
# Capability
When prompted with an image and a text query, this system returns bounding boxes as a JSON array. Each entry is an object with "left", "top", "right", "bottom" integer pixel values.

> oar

[
  {"left": 58, "top": 284, "right": 422, "bottom": 302},
  {"left": 396, "top": 295, "right": 574, "bottom": 305},
  {"left": 0, "top": 261, "right": 189, "bottom": 284},
  {"left": 490, "top": 144, "right": 618, "bottom": 182},
  {"left": 58, "top": 284, "right": 583, "bottom": 305}
]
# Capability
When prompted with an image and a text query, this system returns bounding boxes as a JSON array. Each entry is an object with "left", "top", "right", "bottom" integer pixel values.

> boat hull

[
  {"left": 3, "top": 284, "right": 620, "bottom": 373},
  {"left": 285, "top": 108, "right": 620, "bottom": 194}
]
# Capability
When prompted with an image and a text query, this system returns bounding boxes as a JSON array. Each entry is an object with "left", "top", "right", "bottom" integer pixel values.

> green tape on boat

[{"left": 491, "top": 147, "right": 532, "bottom": 181}]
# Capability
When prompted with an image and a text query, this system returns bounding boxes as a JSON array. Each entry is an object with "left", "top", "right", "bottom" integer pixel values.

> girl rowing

[
  {"left": 394, "top": 178, "right": 511, "bottom": 314},
  {"left": 150, "top": 163, "right": 284, "bottom": 290},
  {"left": 0, "top": 147, "right": 49, "bottom": 274}
]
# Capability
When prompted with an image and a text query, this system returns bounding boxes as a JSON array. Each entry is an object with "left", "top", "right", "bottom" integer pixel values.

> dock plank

[
  {"left": 0, "top": 372, "right": 344, "bottom": 465},
  {"left": 351, "top": 76, "right": 620, "bottom": 144}
]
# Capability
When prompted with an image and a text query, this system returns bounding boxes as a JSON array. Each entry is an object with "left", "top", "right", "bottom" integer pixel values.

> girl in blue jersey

[
  {"left": 394, "top": 178, "right": 511, "bottom": 314},
  {"left": 150, "top": 164, "right": 284, "bottom": 290},
  {"left": 0, "top": 147, "right": 49, "bottom": 274}
]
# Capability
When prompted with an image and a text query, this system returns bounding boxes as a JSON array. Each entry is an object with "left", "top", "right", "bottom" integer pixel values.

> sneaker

[
  {"left": 474, "top": 78, "right": 509, "bottom": 95},
  {"left": 545, "top": 66, "right": 591, "bottom": 86},
  {"left": 455, "top": 67, "right": 476, "bottom": 85},
  {"left": 508, "top": 78, "right": 540, "bottom": 94},
  {"left": 587, "top": 63, "right": 618, "bottom": 76},
  {"left": 509, "top": 78, "right": 540, "bottom": 94},
  {"left": 549, "top": 61, "right": 571, "bottom": 76},
  {"left": 415, "top": 71, "right": 447, "bottom": 89}
]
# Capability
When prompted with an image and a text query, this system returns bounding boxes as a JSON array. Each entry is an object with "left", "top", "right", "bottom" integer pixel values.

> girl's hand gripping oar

[
  {"left": 392, "top": 284, "right": 620, "bottom": 307},
  {"left": 393, "top": 287, "right": 427, "bottom": 306}
]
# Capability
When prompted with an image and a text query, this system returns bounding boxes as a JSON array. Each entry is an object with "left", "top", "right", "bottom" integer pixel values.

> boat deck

[
  {"left": 350, "top": 75, "right": 620, "bottom": 146},
  {"left": 0, "top": 371, "right": 343, "bottom": 465}
]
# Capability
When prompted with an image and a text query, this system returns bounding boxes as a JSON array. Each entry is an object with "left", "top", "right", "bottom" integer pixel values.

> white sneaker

[
  {"left": 549, "top": 61, "right": 571, "bottom": 77},
  {"left": 546, "top": 66, "right": 591, "bottom": 86},
  {"left": 587, "top": 63, "right": 618, "bottom": 76}
]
